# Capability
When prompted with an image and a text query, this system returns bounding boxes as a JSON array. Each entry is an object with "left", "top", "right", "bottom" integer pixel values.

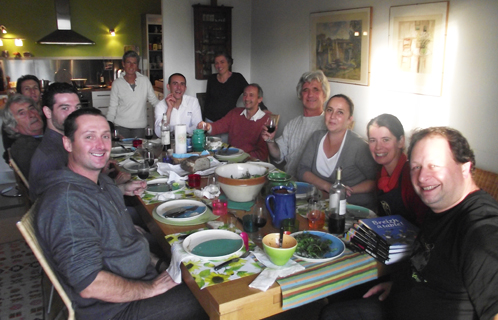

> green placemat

[{"left": 218, "top": 195, "right": 254, "bottom": 211}]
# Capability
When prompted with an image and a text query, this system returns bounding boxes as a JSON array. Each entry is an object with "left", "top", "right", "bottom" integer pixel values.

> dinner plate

[
  {"left": 146, "top": 178, "right": 185, "bottom": 194},
  {"left": 183, "top": 229, "right": 243, "bottom": 260},
  {"left": 155, "top": 199, "right": 206, "bottom": 221},
  {"left": 246, "top": 161, "right": 276, "bottom": 171},
  {"left": 291, "top": 231, "right": 345, "bottom": 263},
  {"left": 110, "top": 146, "right": 135, "bottom": 158},
  {"left": 215, "top": 148, "right": 243, "bottom": 160},
  {"left": 123, "top": 160, "right": 158, "bottom": 173}
]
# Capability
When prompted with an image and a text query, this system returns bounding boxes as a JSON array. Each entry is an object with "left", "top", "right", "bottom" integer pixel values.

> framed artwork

[
  {"left": 389, "top": 2, "right": 449, "bottom": 96},
  {"left": 310, "top": 7, "right": 372, "bottom": 86}
]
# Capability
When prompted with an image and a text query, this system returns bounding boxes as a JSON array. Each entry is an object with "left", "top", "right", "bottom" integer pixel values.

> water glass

[
  {"left": 243, "top": 214, "right": 257, "bottom": 233},
  {"left": 212, "top": 199, "right": 228, "bottom": 216},
  {"left": 187, "top": 174, "right": 201, "bottom": 189}
]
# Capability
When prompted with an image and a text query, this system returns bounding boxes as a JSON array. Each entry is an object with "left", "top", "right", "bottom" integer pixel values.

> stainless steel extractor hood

[{"left": 37, "top": 0, "right": 95, "bottom": 45}]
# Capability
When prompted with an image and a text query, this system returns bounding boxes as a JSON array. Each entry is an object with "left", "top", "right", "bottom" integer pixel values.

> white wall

[
  {"left": 251, "top": 0, "right": 498, "bottom": 172},
  {"left": 162, "top": 0, "right": 498, "bottom": 172},
  {"left": 161, "top": 0, "right": 252, "bottom": 103}
]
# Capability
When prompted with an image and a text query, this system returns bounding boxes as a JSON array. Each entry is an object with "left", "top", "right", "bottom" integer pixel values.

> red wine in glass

[
  {"left": 138, "top": 170, "right": 149, "bottom": 180},
  {"left": 266, "top": 126, "right": 276, "bottom": 134},
  {"left": 145, "top": 134, "right": 153, "bottom": 140},
  {"left": 255, "top": 217, "right": 267, "bottom": 228},
  {"left": 147, "top": 158, "right": 155, "bottom": 166}
]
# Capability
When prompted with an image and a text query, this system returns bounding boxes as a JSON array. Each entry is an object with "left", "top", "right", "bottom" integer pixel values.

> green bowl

[{"left": 262, "top": 233, "right": 297, "bottom": 266}]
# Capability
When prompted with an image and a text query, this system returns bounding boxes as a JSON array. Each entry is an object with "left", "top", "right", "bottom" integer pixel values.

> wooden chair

[
  {"left": 8, "top": 148, "right": 32, "bottom": 210},
  {"left": 474, "top": 167, "right": 498, "bottom": 202},
  {"left": 17, "top": 204, "right": 76, "bottom": 320}
]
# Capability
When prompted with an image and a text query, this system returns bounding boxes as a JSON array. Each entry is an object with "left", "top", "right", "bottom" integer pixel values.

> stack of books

[{"left": 347, "top": 215, "right": 419, "bottom": 265}]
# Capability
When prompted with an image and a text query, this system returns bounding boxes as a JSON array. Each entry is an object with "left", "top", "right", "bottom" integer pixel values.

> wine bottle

[
  {"left": 329, "top": 167, "right": 346, "bottom": 216},
  {"left": 161, "top": 113, "right": 171, "bottom": 149}
]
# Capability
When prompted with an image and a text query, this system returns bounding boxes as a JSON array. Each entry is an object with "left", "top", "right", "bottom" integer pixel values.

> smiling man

[
  {"left": 262, "top": 70, "right": 330, "bottom": 177},
  {"left": 154, "top": 73, "right": 202, "bottom": 136},
  {"left": 29, "top": 82, "right": 81, "bottom": 200},
  {"left": 16, "top": 74, "right": 42, "bottom": 110},
  {"left": 197, "top": 83, "right": 269, "bottom": 161},
  {"left": 1, "top": 94, "right": 44, "bottom": 177},
  {"left": 35, "top": 108, "right": 207, "bottom": 320}
]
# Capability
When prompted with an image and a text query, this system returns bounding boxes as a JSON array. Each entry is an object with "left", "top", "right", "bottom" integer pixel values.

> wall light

[
  {"left": 15, "top": 39, "right": 23, "bottom": 46},
  {"left": 109, "top": 29, "right": 116, "bottom": 36},
  {"left": 0, "top": 25, "right": 7, "bottom": 34},
  {"left": 0, "top": 39, "right": 3, "bottom": 46}
]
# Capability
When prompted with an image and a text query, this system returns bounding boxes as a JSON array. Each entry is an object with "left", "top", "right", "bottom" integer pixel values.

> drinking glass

[
  {"left": 307, "top": 200, "right": 325, "bottom": 230},
  {"left": 145, "top": 126, "right": 154, "bottom": 141},
  {"left": 144, "top": 150, "right": 155, "bottom": 167},
  {"left": 112, "top": 129, "right": 120, "bottom": 142},
  {"left": 206, "top": 175, "right": 220, "bottom": 197},
  {"left": 253, "top": 203, "right": 267, "bottom": 241},
  {"left": 264, "top": 114, "right": 279, "bottom": 142},
  {"left": 137, "top": 161, "right": 150, "bottom": 180}
]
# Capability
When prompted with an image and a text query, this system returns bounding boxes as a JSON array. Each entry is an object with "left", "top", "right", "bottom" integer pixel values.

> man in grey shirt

[{"left": 262, "top": 70, "right": 329, "bottom": 177}]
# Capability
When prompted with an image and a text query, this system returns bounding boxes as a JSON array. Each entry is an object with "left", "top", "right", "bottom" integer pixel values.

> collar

[{"left": 240, "top": 108, "right": 266, "bottom": 121}]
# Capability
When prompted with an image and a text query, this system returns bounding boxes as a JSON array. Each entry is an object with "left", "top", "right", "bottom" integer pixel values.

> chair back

[
  {"left": 8, "top": 148, "right": 32, "bottom": 209},
  {"left": 17, "top": 205, "right": 76, "bottom": 320},
  {"left": 474, "top": 167, "right": 498, "bottom": 202}
]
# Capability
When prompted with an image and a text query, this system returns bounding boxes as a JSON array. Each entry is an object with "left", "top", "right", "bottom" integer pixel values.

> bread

[{"left": 180, "top": 156, "right": 210, "bottom": 173}]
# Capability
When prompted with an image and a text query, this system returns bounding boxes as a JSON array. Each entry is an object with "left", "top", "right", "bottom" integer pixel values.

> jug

[
  {"left": 265, "top": 171, "right": 297, "bottom": 196},
  {"left": 265, "top": 185, "right": 296, "bottom": 228}
]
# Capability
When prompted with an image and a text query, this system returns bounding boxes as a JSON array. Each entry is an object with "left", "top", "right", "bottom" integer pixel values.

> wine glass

[
  {"left": 137, "top": 161, "right": 150, "bottom": 180},
  {"left": 112, "top": 129, "right": 120, "bottom": 142},
  {"left": 206, "top": 175, "right": 220, "bottom": 197},
  {"left": 145, "top": 126, "right": 154, "bottom": 142},
  {"left": 144, "top": 150, "right": 155, "bottom": 167},
  {"left": 253, "top": 203, "right": 267, "bottom": 241},
  {"left": 264, "top": 114, "right": 279, "bottom": 142}
]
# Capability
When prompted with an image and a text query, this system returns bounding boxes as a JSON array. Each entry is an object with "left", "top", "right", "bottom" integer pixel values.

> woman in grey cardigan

[{"left": 297, "top": 94, "right": 379, "bottom": 211}]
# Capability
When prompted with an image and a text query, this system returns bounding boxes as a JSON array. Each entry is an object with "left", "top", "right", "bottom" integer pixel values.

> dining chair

[
  {"left": 7, "top": 148, "right": 32, "bottom": 210},
  {"left": 17, "top": 204, "right": 76, "bottom": 320}
]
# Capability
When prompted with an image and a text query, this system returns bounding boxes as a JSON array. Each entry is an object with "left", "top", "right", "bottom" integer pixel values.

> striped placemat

[{"left": 276, "top": 249, "right": 377, "bottom": 310}]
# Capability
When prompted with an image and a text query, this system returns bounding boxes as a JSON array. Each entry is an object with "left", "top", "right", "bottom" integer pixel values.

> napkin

[
  {"left": 167, "top": 242, "right": 195, "bottom": 283},
  {"left": 193, "top": 185, "right": 221, "bottom": 199},
  {"left": 249, "top": 247, "right": 305, "bottom": 292}
]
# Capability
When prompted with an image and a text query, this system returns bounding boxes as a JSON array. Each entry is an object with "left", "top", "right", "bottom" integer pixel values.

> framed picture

[
  {"left": 389, "top": 2, "right": 449, "bottom": 96},
  {"left": 310, "top": 7, "right": 372, "bottom": 86}
]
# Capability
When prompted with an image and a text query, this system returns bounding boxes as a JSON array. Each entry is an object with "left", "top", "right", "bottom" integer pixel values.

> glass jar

[{"left": 192, "top": 129, "right": 205, "bottom": 152}]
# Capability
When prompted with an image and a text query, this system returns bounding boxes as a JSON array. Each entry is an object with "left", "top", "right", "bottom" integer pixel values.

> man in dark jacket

[{"left": 35, "top": 108, "right": 207, "bottom": 320}]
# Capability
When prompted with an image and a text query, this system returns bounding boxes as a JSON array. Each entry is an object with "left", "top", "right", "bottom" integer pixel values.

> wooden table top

[{"left": 128, "top": 183, "right": 393, "bottom": 320}]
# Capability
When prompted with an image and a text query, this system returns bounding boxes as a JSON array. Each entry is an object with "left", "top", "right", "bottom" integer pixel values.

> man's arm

[
  {"left": 118, "top": 180, "right": 146, "bottom": 196},
  {"left": 106, "top": 84, "right": 119, "bottom": 122},
  {"left": 80, "top": 270, "right": 178, "bottom": 303}
]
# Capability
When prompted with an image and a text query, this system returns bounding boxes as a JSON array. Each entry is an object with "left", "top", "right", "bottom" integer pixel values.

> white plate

[
  {"left": 155, "top": 199, "right": 206, "bottom": 221},
  {"left": 183, "top": 229, "right": 243, "bottom": 260},
  {"left": 123, "top": 160, "right": 158, "bottom": 173},
  {"left": 110, "top": 146, "right": 135, "bottom": 158},
  {"left": 246, "top": 161, "right": 276, "bottom": 171},
  {"left": 215, "top": 148, "right": 244, "bottom": 160},
  {"left": 146, "top": 178, "right": 185, "bottom": 194},
  {"left": 291, "top": 231, "right": 345, "bottom": 263}
]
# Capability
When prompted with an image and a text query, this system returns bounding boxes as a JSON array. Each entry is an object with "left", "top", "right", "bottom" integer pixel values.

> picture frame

[
  {"left": 388, "top": 2, "right": 449, "bottom": 96},
  {"left": 310, "top": 7, "right": 372, "bottom": 86}
]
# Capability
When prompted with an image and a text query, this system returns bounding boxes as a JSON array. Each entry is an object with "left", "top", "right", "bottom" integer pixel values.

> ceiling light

[
  {"left": 0, "top": 25, "right": 7, "bottom": 34},
  {"left": 15, "top": 39, "right": 23, "bottom": 46},
  {"left": 109, "top": 29, "right": 115, "bottom": 36}
]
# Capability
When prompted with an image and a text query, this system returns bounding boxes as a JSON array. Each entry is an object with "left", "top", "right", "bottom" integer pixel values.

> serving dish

[
  {"left": 182, "top": 229, "right": 243, "bottom": 260},
  {"left": 155, "top": 199, "right": 206, "bottom": 221},
  {"left": 290, "top": 231, "right": 345, "bottom": 263}
]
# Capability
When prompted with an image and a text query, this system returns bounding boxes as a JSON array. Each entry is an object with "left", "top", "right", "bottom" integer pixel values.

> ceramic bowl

[
  {"left": 215, "top": 163, "right": 268, "bottom": 202},
  {"left": 262, "top": 233, "right": 297, "bottom": 266}
]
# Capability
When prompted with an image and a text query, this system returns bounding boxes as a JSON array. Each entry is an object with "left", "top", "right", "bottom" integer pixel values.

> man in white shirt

[
  {"left": 154, "top": 73, "right": 202, "bottom": 137},
  {"left": 107, "top": 51, "right": 160, "bottom": 138}
]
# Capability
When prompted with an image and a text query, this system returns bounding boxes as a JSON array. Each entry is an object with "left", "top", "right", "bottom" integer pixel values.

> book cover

[{"left": 358, "top": 215, "right": 419, "bottom": 250}]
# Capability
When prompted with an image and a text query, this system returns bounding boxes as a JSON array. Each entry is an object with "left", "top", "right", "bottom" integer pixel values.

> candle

[{"left": 175, "top": 124, "right": 187, "bottom": 154}]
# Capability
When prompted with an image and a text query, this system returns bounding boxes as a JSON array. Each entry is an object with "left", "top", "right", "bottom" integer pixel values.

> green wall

[{"left": 0, "top": 0, "right": 161, "bottom": 57}]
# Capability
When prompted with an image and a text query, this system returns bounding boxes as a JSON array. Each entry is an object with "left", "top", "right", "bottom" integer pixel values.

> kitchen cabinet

[
  {"left": 92, "top": 90, "right": 111, "bottom": 116},
  {"left": 193, "top": 5, "right": 232, "bottom": 80},
  {"left": 142, "top": 14, "right": 163, "bottom": 86}
]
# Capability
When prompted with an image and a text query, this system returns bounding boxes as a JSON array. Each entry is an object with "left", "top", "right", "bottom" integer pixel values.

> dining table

[{"left": 126, "top": 171, "right": 399, "bottom": 320}]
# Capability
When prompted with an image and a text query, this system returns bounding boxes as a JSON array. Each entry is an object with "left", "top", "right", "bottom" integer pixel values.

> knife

[
  {"left": 214, "top": 251, "right": 251, "bottom": 271},
  {"left": 162, "top": 205, "right": 199, "bottom": 218}
]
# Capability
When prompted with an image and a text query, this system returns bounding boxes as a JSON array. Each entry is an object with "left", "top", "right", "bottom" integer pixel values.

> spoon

[{"left": 279, "top": 226, "right": 284, "bottom": 248}]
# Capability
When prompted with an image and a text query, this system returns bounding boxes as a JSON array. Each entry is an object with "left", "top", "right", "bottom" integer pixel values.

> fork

[{"left": 213, "top": 251, "right": 251, "bottom": 270}]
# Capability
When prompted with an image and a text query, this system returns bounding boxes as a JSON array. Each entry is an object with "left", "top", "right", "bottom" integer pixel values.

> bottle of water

[
  {"left": 329, "top": 167, "right": 346, "bottom": 215},
  {"left": 161, "top": 113, "right": 170, "bottom": 149}
]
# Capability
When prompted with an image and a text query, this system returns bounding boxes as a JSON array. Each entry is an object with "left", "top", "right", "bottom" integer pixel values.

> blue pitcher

[{"left": 265, "top": 185, "right": 296, "bottom": 228}]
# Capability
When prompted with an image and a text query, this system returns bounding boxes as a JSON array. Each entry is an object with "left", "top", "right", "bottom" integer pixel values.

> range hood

[{"left": 37, "top": 0, "right": 95, "bottom": 45}]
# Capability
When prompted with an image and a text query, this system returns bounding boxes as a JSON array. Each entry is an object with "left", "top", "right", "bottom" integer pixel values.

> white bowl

[{"left": 215, "top": 163, "right": 268, "bottom": 202}]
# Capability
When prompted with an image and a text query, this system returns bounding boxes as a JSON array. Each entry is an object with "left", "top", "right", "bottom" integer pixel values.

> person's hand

[
  {"left": 345, "top": 185, "right": 353, "bottom": 197},
  {"left": 121, "top": 180, "right": 147, "bottom": 196},
  {"left": 151, "top": 271, "right": 180, "bottom": 296},
  {"left": 114, "top": 170, "right": 131, "bottom": 185},
  {"left": 363, "top": 282, "right": 393, "bottom": 301},
  {"left": 197, "top": 121, "right": 211, "bottom": 131},
  {"left": 261, "top": 124, "right": 277, "bottom": 142},
  {"left": 165, "top": 93, "right": 176, "bottom": 110}
]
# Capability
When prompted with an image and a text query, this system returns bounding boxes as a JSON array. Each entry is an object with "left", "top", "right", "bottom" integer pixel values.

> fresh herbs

[
  {"left": 230, "top": 170, "right": 263, "bottom": 179},
  {"left": 295, "top": 232, "right": 335, "bottom": 259}
]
